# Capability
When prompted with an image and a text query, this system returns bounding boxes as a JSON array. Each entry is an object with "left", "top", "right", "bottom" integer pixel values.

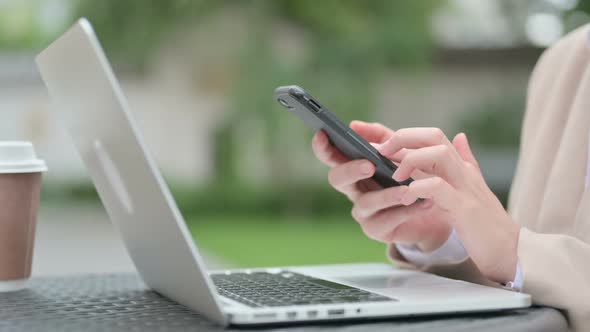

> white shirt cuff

[
  {"left": 504, "top": 261, "right": 523, "bottom": 291},
  {"left": 395, "top": 230, "right": 469, "bottom": 267}
]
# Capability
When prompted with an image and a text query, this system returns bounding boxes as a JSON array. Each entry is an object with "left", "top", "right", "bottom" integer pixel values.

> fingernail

[
  {"left": 401, "top": 196, "right": 414, "bottom": 206},
  {"left": 360, "top": 162, "right": 373, "bottom": 175}
]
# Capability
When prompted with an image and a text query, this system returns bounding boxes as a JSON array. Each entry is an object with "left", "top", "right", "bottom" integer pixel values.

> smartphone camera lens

[
  {"left": 289, "top": 86, "right": 305, "bottom": 97},
  {"left": 278, "top": 98, "right": 293, "bottom": 109}
]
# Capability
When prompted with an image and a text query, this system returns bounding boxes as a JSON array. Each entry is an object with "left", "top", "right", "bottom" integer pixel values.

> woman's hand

[
  {"left": 379, "top": 128, "right": 520, "bottom": 284},
  {"left": 312, "top": 121, "right": 470, "bottom": 254}
]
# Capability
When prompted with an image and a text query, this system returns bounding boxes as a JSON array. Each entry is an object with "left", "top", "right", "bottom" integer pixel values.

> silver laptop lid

[{"left": 36, "top": 18, "right": 226, "bottom": 325}]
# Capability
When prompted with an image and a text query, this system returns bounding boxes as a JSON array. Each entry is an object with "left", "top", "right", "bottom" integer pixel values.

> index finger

[
  {"left": 312, "top": 130, "right": 348, "bottom": 167},
  {"left": 379, "top": 128, "right": 452, "bottom": 157},
  {"left": 350, "top": 120, "right": 394, "bottom": 144}
]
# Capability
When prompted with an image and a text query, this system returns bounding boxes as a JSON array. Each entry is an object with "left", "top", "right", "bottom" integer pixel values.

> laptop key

[{"left": 212, "top": 271, "right": 398, "bottom": 308}]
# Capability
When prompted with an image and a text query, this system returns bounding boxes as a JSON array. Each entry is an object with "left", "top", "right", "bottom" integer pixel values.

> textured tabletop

[{"left": 0, "top": 274, "right": 567, "bottom": 332}]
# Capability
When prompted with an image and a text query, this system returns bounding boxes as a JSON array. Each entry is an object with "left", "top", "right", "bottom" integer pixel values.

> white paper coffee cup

[
  {"left": 0, "top": 141, "right": 47, "bottom": 174},
  {"left": 0, "top": 142, "right": 47, "bottom": 292}
]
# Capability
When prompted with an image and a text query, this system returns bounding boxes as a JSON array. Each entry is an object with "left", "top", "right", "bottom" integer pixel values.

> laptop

[{"left": 35, "top": 19, "right": 531, "bottom": 326}]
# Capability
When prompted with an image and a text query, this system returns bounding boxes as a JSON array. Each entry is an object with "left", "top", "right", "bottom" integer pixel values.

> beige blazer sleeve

[
  {"left": 507, "top": 25, "right": 590, "bottom": 332},
  {"left": 386, "top": 24, "right": 590, "bottom": 331},
  {"left": 517, "top": 229, "right": 590, "bottom": 330}
]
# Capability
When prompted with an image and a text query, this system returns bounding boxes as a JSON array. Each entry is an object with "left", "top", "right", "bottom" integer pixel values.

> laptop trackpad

[{"left": 338, "top": 273, "right": 450, "bottom": 290}]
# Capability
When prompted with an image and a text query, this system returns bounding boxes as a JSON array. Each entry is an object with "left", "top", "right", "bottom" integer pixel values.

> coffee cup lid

[{"left": 0, "top": 142, "right": 47, "bottom": 174}]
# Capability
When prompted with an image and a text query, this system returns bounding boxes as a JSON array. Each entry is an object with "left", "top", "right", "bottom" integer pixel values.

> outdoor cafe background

[{"left": 0, "top": 0, "right": 587, "bottom": 268}]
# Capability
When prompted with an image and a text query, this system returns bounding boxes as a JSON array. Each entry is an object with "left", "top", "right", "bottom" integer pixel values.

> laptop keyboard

[{"left": 211, "top": 271, "right": 396, "bottom": 308}]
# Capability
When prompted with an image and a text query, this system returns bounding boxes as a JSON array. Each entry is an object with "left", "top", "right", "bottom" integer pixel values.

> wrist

[
  {"left": 502, "top": 223, "right": 521, "bottom": 282},
  {"left": 416, "top": 227, "right": 453, "bottom": 253},
  {"left": 490, "top": 222, "right": 521, "bottom": 284}
]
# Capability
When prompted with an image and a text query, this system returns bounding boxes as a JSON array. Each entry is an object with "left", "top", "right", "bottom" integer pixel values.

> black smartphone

[{"left": 275, "top": 85, "right": 412, "bottom": 188}]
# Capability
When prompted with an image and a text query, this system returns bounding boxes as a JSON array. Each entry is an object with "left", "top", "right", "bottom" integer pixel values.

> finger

[
  {"left": 350, "top": 121, "right": 394, "bottom": 144},
  {"left": 385, "top": 207, "right": 450, "bottom": 245},
  {"left": 452, "top": 132, "right": 480, "bottom": 169},
  {"left": 354, "top": 199, "right": 434, "bottom": 243},
  {"left": 328, "top": 159, "right": 375, "bottom": 200},
  {"left": 379, "top": 127, "right": 452, "bottom": 157},
  {"left": 378, "top": 147, "right": 430, "bottom": 180},
  {"left": 370, "top": 143, "right": 431, "bottom": 180},
  {"left": 351, "top": 186, "right": 408, "bottom": 220},
  {"left": 370, "top": 142, "right": 415, "bottom": 164},
  {"left": 408, "top": 168, "right": 430, "bottom": 180},
  {"left": 386, "top": 215, "right": 436, "bottom": 245},
  {"left": 312, "top": 130, "right": 348, "bottom": 167},
  {"left": 393, "top": 145, "right": 462, "bottom": 184},
  {"left": 401, "top": 177, "right": 457, "bottom": 212}
]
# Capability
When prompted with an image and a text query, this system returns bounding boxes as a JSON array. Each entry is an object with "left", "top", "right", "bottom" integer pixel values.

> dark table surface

[{"left": 0, "top": 274, "right": 568, "bottom": 332}]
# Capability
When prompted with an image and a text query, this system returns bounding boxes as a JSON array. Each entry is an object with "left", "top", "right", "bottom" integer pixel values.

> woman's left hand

[{"left": 379, "top": 128, "right": 520, "bottom": 284}]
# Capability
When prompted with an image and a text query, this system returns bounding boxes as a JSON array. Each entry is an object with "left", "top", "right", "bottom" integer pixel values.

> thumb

[{"left": 453, "top": 133, "right": 479, "bottom": 169}]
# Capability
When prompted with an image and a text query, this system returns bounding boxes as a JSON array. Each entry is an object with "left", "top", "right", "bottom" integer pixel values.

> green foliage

[
  {"left": 174, "top": 182, "right": 352, "bottom": 218},
  {"left": 73, "top": 0, "right": 440, "bottom": 68},
  {"left": 570, "top": 0, "right": 590, "bottom": 15},
  {"left": 188, "top": 216, "right": 389, "bottom": 267},
  {"left": 42, "top": 181, "right": 354, "bottom": 218},
  {"left": 72, "top": 0, "right": 216, "bottom": 70},
  {"left": 72, "top": 0, "right": 443, "bottom": 182},
  {"left": 0, "top": 26, "right": 46, "bottom": 50},
  {"left": 276, "top": 0, "right": 438, "bottom": 69},
  {"left": 41, "top": 181, "right": 101, "bottom": 204},
  {"left": 0, "top": 2, "right": 65, "bottom": 50}
]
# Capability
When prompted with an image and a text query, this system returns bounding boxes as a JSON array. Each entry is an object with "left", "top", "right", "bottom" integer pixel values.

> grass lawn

[{"left": 187, "top": 215, "right": 390, "bottom": 268}]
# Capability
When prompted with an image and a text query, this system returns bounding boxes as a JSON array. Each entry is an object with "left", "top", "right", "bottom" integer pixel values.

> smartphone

[{"left": 275, "top": 85, "right": 412, "bottom": 188}]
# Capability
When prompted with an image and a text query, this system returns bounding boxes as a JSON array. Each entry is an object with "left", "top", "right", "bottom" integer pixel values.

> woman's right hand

[{"left": 312, "top": 121, "right": 458, "bottom": 253}]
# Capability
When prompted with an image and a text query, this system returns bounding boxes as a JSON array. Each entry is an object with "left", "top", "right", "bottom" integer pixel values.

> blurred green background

[{"left": 1, "top": 0, "right": 588, "bottom": 269}]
